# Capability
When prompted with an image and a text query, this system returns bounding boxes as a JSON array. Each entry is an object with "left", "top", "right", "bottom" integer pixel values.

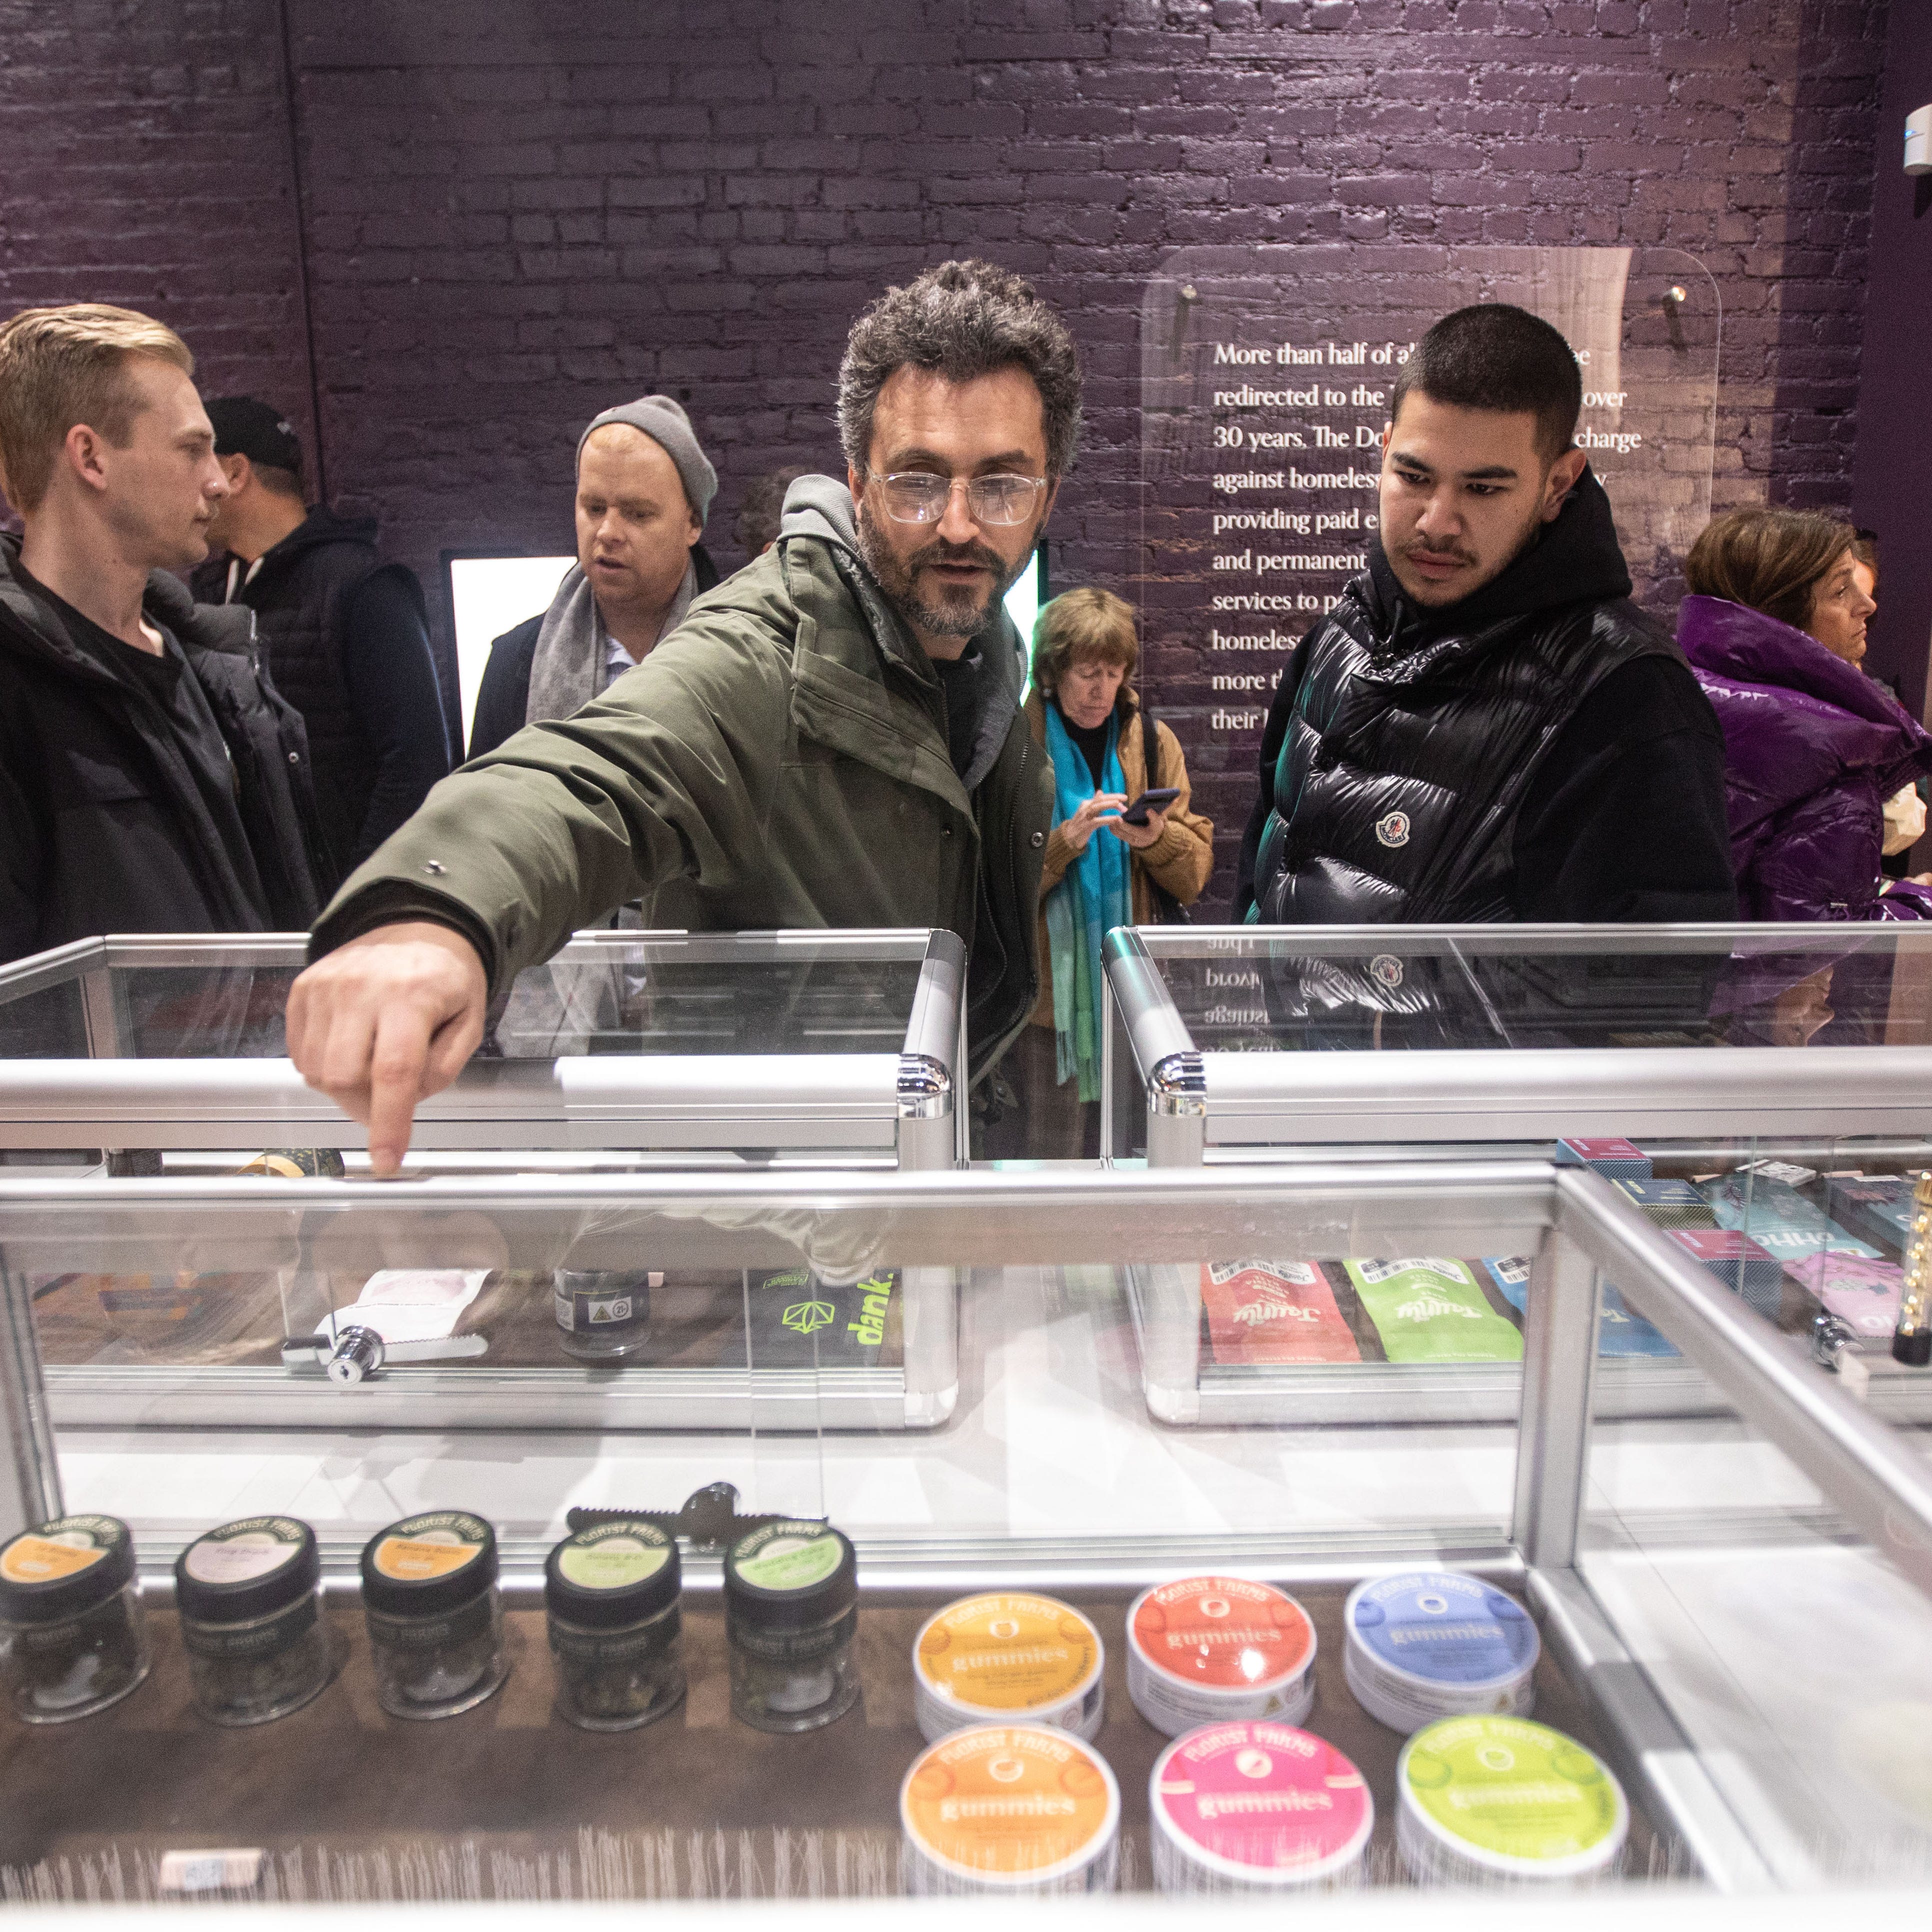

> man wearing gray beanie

[{"left": 467, "top": 394, "right": 720, "bottom": 758}]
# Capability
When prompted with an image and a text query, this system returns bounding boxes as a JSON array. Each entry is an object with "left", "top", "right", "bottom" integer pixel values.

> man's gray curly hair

[{"left": 837, "top": 260, "right": 1082, "bottom": 481}]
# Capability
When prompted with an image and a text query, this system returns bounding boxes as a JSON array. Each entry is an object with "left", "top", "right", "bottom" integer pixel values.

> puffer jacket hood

[
  {"left": 1362, "top": 468, "right": 1633, "bottom": 650},
  {"left": 1678, "top": 594, "right": 1932, "bottom": 922}
]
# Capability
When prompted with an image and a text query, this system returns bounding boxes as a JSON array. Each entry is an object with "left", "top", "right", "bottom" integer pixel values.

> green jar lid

[
  {"left": 724, "top": 1520, "right": 856, "bottom": 1634},
  {"left": 544, "top": 1520, "right": 680, "bottom": 1630}
]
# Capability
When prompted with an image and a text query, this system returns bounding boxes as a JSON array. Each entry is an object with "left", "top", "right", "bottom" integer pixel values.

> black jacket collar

[{"left": 1361, "top": 465, "right": 1632, "bottom": 652}]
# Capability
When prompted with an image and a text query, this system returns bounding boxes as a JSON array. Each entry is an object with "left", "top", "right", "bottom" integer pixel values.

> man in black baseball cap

[{"left": 194, "top": 398, "right": 450, "bottom": 890}]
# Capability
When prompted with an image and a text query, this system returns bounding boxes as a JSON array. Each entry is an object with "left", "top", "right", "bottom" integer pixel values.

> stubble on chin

[{"left": 856, "top": 497, "right": 1010, "bottom": 642}]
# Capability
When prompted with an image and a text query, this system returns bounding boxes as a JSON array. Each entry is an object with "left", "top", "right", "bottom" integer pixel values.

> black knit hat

[{"left": 205, "top": 397, "right": 304, "bottom": 479}]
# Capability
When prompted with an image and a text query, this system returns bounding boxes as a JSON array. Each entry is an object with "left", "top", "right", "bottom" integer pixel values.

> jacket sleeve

[
  {"left": 1233, "top": 636, "right": 1310, "bottom": 919},
  {"left": 340, "top": 568, "right": 453, "bottom": 864},
  {"left": 0, "top": 746, "right": 45, "bottom": 966},
  {"left": 1512, "top": 656, "right": 1739, "bottom": 922},
  {"left": 1138, "top": 721, "right": 1214, "bottom": 907},
  {"left": 310, "top": 616, "right": 792, "bottom": 994}
]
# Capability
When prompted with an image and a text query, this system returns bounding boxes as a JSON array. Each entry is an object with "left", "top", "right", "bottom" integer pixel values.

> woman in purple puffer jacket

[{"left": 1676, "top": 507, "right": 1932, "bottom": 922}]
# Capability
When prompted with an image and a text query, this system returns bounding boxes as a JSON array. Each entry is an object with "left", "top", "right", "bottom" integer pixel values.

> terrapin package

[
  {"left": 1343, "top": 1259, "right": 1524, "bottom": 1364},
  {"left": 1201, "top": 1260, "right": 1362, "bottom": 1365}
]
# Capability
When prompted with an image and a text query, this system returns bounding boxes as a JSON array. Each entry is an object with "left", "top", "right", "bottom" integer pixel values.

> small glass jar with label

[
  {"left": 360, "top": 1510, "right": 506, "bottom": 1719},
  {"left": 0, "top": 1514, "right": 150, "bottom": 1724},
  {"left": 724, "top": 1520, "right": 858, "bottom": 1733},
  {"left": 176, "top": 1516, "right": 330, "bottom": 1726},
  {"left": 544, "top": 1518, "right": 684, "bottom": 1731},
  {"left": 553, "top": 1270, "right": 659, "bottom": 1362}
]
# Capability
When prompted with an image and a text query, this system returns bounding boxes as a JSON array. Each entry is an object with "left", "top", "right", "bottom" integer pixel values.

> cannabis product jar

[
  {"left": 553, "top": 1270, "right": 658, "bottom": 1362},
  {"left": 722, "top": 1519, "right": 858, "bottom": 1732},
  {"left": 902, "top": 1723, "right": 1120, "bottom": 1896},
  {"left": 360, "top": 1510, "right": 506, "bottom": 1719},
  {"left": 1126, "top": 1576, "right": 1316, "bottom": 1736},
  {"left": 544, "top": 1518, "right": 684, "bottom": 1731},
  {"left": 176, "top": 1516, "right": 330, "bottom": 1726},
  {"left": 0, "top": 1514, "right": 150, "bottom": 1724},
  {"left": 1150, "top": 1722, "right": 1372, "bottom": 1894},
  {"left": 1344, "top": 1570, "right": 1539, "bottom": 1732},
  {"left": 1396, "top": 1716, "right": 1628, "bottom": 1884},
  {"left": 912, "top": 1592, "right": 1104, "bottom": 1744}
]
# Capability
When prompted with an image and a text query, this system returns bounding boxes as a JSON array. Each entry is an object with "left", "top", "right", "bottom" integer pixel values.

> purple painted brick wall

[{"left": 0, "top": 0, "right": 1893, "bottom": 908}]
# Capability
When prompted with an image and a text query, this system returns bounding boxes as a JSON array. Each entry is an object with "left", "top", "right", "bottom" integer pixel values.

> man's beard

[{"left": 856, "top": 496, "right": 1026, "bottom": 642}]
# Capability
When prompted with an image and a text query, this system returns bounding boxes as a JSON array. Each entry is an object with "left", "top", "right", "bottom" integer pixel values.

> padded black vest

[
  {"left": 244, "top": 536, "right": 422, "bottom": 888},
  {"left": 1252, "top": 578, "right": 1676, "bottom": 926}
]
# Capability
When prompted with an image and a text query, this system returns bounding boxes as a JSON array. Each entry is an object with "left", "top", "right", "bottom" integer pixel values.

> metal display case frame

[
  {"left": 1103, "top": 922, "right": 1932, "bottom": 1426},
  {"left": 0, "top": 928, "right": 968, "bottom": 1170},
  {"left": 0, "top": 1160, "right": 1926, "bottom": 1892},
  {"left": 0, "top": 928, "right": 970, "bottom": 1432}
]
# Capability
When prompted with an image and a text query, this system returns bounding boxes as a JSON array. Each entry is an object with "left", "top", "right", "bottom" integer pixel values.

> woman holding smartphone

[{"left": 984, "top": 588, "right": 1213, "bottom": 1160}]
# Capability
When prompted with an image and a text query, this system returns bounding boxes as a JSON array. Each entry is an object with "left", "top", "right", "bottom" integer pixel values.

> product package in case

[
  {"left": 1396, "top": 1716, "right": 1627, "bottom": 1886},
  {"left": 1696, "top": 1174, "right": 1878, "bottom": 1264},
  {"left": 901, "top": 1724, "right": 1120, "bottom": 1895},
  {"left": 1150, "top": 1722, "right": 1372, "bottom": 1893},
  {"left": 1608, "top": 1178, "right": 1717, "bottom": 1230},
  {"left": 1343, "top": 1570, "right": 1539, "bottom": 1734},
  {"left": 1200, "top": 1260, "right": 1360, "bottom": 1366},
  {"left": 1794, "top": 1252, "right": 1906, "bottom": 1337},
  {"left": 912, "top": 1594, "right": 1104, "bottom": 1744},
  {"left": 1344, "top": 1259, "right": 1523, "bottom": 1364},
  {"left": 749, "top": 1268, "right": 900, "bottom": 1368},
  {"left": 1554, "top": 1138, "right": 1651, "bottom": 1178},
  {"left": 1668, "top": 1228, "right": 1784, "bottom": 1314},
  {"left": 1479, "top": 1259, "right": 1676, "bottom": 1359},
  {"left": 1126, "top": 1576, "right": 1316, "bottom": 1734},
  {"left": 1824, "top": 1176, "right": 1918, "bottom": 1252}
]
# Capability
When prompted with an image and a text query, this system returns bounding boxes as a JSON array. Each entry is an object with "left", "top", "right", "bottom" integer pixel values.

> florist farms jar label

[
  {"left": 1128, "top": 1576, "right": 1316, "bottom": 1734},
  {"left": 360, "top": 1511, "right": 506, "bottom": 1720},
  {"left": 914, "top": 1593, "right": 1104, "bottom": 1744},
  {"left": 1150, "top": 1721, "right": 1372, "bottom": 1892},
  {"left": 724, "top": 1520, "right": 858, "bottom": 1733},
  {"left": 900, "top": 1723, "right": 1120, "bottom": 1894},
  {"left": 176, "top": 1518, "right": 329, "bottom": 1726},
  {"left": 1344, "top": 1570, "right": 1539, "bottom": 1733},
  {"left": 0, "top": 1514, "right": 150, "bottom": 1724},
  {"left": 1396, "top": 1715, "right": 1628, "bottom": 1884},
  {"left": 545, "top": 1520, "right": 684, "bottom": 1732}
]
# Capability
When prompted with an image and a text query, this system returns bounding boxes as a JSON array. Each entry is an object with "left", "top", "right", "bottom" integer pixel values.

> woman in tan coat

[{"left": 986, "top": 588, "right": 1213, "bottom": 1160}]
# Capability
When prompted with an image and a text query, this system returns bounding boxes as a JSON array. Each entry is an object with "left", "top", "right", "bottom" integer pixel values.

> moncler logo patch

[
  {"left": 1370, "top": 954, "right": 1404, "bottom": 990},
  {"left": 1374, "top": 810, "right": 1410, "bottom": 848}
]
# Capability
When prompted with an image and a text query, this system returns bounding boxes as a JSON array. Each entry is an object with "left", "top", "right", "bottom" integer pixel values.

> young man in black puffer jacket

[
  {"left": 1237, "top": 304, "right": 1735, "bottom": 932},
  {"left": 0, "top": 305, "right": 322, "bottom": 964}
]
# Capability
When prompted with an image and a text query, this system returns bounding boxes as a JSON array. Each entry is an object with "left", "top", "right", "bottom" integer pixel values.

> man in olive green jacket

[{"left": 290, "top": 260, "right": 1075, "bottom": 1170}]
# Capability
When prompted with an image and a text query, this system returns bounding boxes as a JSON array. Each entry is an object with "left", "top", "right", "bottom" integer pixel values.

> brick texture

[{"left": 0, "top": 0, "right": 1892, "bottom": 910}]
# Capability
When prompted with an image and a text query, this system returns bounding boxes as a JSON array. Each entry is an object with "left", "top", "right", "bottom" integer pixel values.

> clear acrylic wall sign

[{"left": 1138, "top": 246, "right": 1718, "bottom": 810}]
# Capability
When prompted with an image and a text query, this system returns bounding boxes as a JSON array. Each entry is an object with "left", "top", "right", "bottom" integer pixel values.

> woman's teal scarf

[{"left": 1043, "top": 701, "right": 1132, "bottom": 1102}]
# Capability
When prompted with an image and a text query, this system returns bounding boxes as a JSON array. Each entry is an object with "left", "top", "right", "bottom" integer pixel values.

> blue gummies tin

[{"left": 1342, "top": 1570, "right": 1540, "bottom": 1734}]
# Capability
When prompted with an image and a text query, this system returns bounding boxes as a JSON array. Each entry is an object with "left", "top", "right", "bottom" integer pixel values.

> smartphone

[{"left": 1118, "top": 786, "right": 1181, "bottom": 826}]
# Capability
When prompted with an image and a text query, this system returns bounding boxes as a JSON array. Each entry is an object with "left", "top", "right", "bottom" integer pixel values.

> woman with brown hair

[
  {"left": 1677, "top": 506, "right": 1932, "bottom": 922},
  {"left": 986, "top": 588, "right": 1212, "bottom": 1158}
]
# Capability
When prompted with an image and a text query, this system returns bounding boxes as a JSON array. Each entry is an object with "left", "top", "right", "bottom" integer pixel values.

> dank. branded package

[
  {"left": 748, "top": 1267, "right": 901, "bottom": 1368},
  {"left": 1342, "top": 1258, "right": 1524, "bottom": 1364},
  {"left": 1200, "top": 1260, "right": 1361, "bottom": 1365}
]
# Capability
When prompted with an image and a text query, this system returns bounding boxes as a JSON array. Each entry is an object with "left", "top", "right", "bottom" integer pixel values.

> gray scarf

[{"left": 523, "top": 557, "right": 698, "bottom": 728}]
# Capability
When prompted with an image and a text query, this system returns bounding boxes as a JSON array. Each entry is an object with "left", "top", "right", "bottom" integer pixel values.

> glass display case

[
  {"left": 0, "top": 930, "right": 966, "bottom": 1172},
  {"left": 1104, "top": 924, "right": 1932, "bottom": 1427},
  {"left": 0, "top": 1160, "right": 1924, "bottom": 1902}
]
